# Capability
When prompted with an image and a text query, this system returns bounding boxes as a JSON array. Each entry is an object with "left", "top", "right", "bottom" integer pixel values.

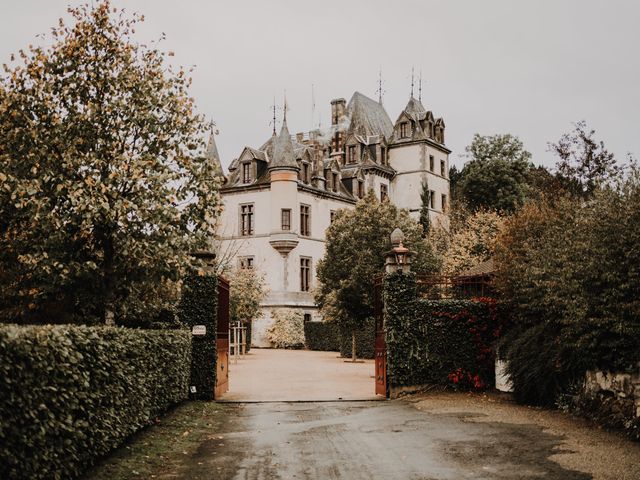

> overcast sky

[{"left": 1, "top": 0, "right": 639, "bottom": 170}]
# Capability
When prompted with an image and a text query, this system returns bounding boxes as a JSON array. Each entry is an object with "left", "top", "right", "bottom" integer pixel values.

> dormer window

[
  {"left": 358, "top": 180, "right": 364, "bottom": 199},
  {"left": 400, "top": 122, "right": 409, "bottom": 139},
  {"left": 348, "top": 145, "right": 356, "bottom": 164},
  {"left": 332, "top": 173, "right": 338, "bottom": 193},
  {"left": 303, "top": 163, "right": 310, "bottom": 183},
  {"left": 242, "top": 162, "right": 251, "bottom": 183},
  {"left": 380, "top": 147, "right": 387, "bottom": 165}
]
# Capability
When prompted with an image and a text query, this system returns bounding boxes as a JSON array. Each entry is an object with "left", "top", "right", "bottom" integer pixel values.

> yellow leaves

[{"left": 0, "top": 173, "right": 6, "bottom": 182}]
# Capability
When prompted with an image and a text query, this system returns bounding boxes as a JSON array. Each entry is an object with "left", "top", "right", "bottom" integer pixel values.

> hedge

[
  {"left": 304, "top": 321, "right": 340, "bottom": 351},
  {"left": 178, "top": 273, "right": 218, "bottom": 400},
  {"left": 0, "top": 324, "right": 191, "bottom": 480},
  {"left": 339, "top": 319, "right": 375, "bottom": 360},
  {"left": 384, "top": 272, "right": 502, "bottom": 390}
]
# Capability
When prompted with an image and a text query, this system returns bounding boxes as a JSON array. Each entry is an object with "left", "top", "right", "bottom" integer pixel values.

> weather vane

[
  {"left": 376, "top": 67, "right": 385, "bottom": 104},
  {"left": 410, "top": 66, "right": 415, "bottom": 98},
  {"left": 419, "top": 69, "right": 423, "bottom": 102}
]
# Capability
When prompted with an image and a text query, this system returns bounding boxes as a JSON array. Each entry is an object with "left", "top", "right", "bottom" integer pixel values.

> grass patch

[{"left": 85, "top": 401, "right": 238, "bottom": 479}]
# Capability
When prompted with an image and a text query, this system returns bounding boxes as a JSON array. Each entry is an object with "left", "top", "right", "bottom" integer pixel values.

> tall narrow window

[
  {"left": 441, "top": 194, "right": 447, "bottom": 213},
  {"left": 440, "top": 160, "right": 446, "bottom": 177},
  {"left": 430, "top": 190, "right": 435, "bottom": 209},
  {"left": 303, "top": 163, "right": 310, "bottom": 183},
  {"left": 358, "top": 180, "right": 364, "bottom": 199},
  {"left": 400, "top": 122, "right": 409, "bottom": 138},
  {"left": 242, "top": 163, "right": 251, "bottom": 183},
  {"left": 300, "top": 257, "right": 311, "bottom": 292},
  {"left": 429, "top": 155, "right": 434, "bottom": 172},
  {"left": 330, "top": 210, "right": 336, "bottom": 224},
  {"left": 380, "top": 147, "right": 386, "bottom": 165},
  {"left": 332, "top": 173, "right": 338, "bottom": 193},
  {"left": 240, "top": 204, "right": 254, "bottom": 236},
  {"left": 281, "top": 209, "right": 291, "bottom": 231},
  {"left": 300, "top": 204, "right": 310, "bottom": 236},
  {"left": 380, "top": 184, "right": 388, "bottom": 202},
  {"left": 348, "top": 145, "right": 356, "bottom": 164}
]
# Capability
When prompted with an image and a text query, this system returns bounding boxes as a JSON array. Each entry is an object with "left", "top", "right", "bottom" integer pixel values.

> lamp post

[{"left": 385, "top": 228, "right": 412, "bottom": 274}]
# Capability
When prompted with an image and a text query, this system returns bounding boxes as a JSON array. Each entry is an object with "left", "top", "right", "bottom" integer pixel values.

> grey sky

[{"left": 1, "top": 0, "right": 639, "bottom": 170}]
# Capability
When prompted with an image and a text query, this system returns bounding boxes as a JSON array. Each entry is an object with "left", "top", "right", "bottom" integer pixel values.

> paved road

[
  {"left": 220, "top": 349, "right": 377, "bottom": 402},
  {"left": 183, "top": 400, "right": 591, "bottom": 480}
]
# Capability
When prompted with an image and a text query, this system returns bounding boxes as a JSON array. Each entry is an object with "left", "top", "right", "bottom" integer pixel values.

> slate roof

[
  {"left": 347, "top": 92, "right": 394, "bottom": 139},
  {"left": 269, "top": 121, "right": 299, "bottom": 170},
  {"left": 457, "top": 259, "right": 495, "bottom": 278}
]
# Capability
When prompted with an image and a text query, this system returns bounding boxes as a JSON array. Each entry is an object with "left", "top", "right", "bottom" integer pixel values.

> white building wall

[{"left": 218, "top": 185, "right": 354, "bottom": 346}]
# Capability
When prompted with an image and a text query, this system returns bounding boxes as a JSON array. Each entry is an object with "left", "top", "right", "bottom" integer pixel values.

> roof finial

[
  {"left": 376, "top": 67, "right": 385, "bottom": 104},
  {"left": 419, "top": 69, "right": 423, "bottom": 102},
  {"left": 283, "top": 90, "right": 288, "bottom": 125},
  {"left": 270, "top": 96, "right": 277, "bottom": 136},
  {"left": 410, "top": 66, "right": 415, "bottom": 98}
]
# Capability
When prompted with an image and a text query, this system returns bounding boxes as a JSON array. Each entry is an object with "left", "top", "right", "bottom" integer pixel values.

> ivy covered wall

[
  {"left": 178, "top": 273, "right": 218, "bottom": 400},
  {"left": 384, "top": 272, "right": 503, "bottom": 390}
]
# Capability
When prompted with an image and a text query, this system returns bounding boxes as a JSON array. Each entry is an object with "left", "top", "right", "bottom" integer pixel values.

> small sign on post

[{"left": 192, "top": 325, "right": 206, "bottom": 336}]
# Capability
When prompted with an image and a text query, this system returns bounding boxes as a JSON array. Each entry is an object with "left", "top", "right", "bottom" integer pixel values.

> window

[
  {"left": 239, "top": 256, "right": 254, "bottom": 269},
  {"left": 441, "top": 194, "right": 447, "bottom": 213},
  {"left": 303, "top": 163, "right": 310, "bottom": 183},
  {"left": 440, "top": 160, "right": 446, "bottom": 177},
  {"left": 380, "top": 147, "right": 387, "bottom": 165},
  {"left": 348, "top": 145, "right": 356, "bottom": 164},
  {"left": 324, "top": 170, "right": 331, "bottom": 190},
  {"left": 429, "top": 155, "right": 434, "bottom": 172},
  {"left": 240, "top": 204, "right": 254, "bottom": 236},
  {"left": 281, "top": 209, "right": 291, "bottom": 231},
  {"left": 300, "top": 204, "right": 310, "bottom": 236},
  {"left": 332, "top": 173, "right": 338, "bottom": 193},
  {"left": 303, "top": 313, "right": 312, "bottom": 323},
  {"left": 242, "top": 163, "right": 251, "bottom": 183},
  {"left": 400, "top": 122, "right": 409, "bottom": 138},
  {"left": 357, "top": 180, "right": 364, "bottom": 199},
  {"left": 380, "top": 184, "right": 388, "bottom": 202},
  {"left": 300, "top": 257, "right": 311, "bottom": 292},
  {"left": 429, "top": 190, "right": 435, "bottom": 209},
  {"left": 330, "top": 210, "right": 336, "bottom": 224}
]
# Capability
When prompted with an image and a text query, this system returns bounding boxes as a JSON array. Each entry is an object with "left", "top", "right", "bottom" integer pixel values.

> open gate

[
  {"left": 215, "top": 276, "right": 230, "bottom": 399},
  {"left": 374, "top": 275, "right": 387, "bottom": 397}
]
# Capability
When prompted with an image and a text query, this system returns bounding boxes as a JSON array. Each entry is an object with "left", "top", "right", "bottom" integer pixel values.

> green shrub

[
  {"left": 384, "top": 272, "right": 502, "bottom": 390},
  {"left": 266, "top": 309, "right": 305, "bottom": 349},
  {"left": 178, "top": 273, "right": 218, "bottom": 400},
  {"left": 339, "top": 318, "right": 375, "bottom": 359},
  {"left": 304, "top": 321, "right": 340, "bottom": 351},
  {"left": 0, "top": 324, "right": 191, "bottom": 480}
]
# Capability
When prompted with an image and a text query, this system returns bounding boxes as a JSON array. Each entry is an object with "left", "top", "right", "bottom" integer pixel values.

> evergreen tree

[{"left": 419, "top": 180, "right": 431, "bottom": 237}]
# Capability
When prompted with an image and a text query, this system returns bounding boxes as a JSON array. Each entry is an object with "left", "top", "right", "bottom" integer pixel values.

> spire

[
  {"left": 205, "top": 122, "right": 223, "bottom": 176},
  {"left": 269, "top": 118, "right": 298, "bottom": 171},
  {"left": 410, "top": 66, "right": 415, "bottom": 98}
]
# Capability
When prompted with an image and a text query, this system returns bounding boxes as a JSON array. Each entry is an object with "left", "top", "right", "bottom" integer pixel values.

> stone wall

[{"left": 578, "top": 368, "right": 640, "bottom": 439}]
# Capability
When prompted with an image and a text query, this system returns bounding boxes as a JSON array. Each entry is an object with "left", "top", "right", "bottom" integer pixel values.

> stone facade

[{"left": 212, "top": 91, "right": 451, "bottom": 346}]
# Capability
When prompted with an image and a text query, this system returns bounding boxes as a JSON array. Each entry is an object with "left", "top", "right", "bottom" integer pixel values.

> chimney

[
  {"left": 296, "top": 132, "right": 304, "bottom": 143},
  {"left": 330, "top": 98, "right": 346, "bottom": 126}
]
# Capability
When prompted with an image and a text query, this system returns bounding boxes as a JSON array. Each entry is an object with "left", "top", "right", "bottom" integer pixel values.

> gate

[
  {"left": 215, "top": 276, "right": 230, "bottom": 399},
  {"left": 374, "top": 275, "right": 387, "bottom": 397}
]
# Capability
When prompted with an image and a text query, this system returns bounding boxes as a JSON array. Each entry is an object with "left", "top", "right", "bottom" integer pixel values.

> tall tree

[
  {"left": 549, "top": 120, "right": 621, "bottom": 198},
  {"left": 316, "top": 191, "right": 439, "bottom": 360},
  {"left": 457, "top": 134, "right": 533, "bottom": 213},
  {"left": 418, "top": 179, "right": 431, "bottom": 237},
  {"left": 0, "top": 2, "right": 221, "bottom": 325}
]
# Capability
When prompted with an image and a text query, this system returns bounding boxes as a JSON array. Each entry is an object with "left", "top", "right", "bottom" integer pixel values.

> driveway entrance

[{"left": 218, "top": 349, "right": 379, "bottom": 402}]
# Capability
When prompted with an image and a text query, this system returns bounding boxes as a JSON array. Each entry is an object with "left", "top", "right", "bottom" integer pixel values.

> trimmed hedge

[
  {"left": 178, "top": 273, "right": 218, "bottom": 400},
  {"left": 0, "top": 324, "right": 191, "bottom": 480},
  {"left": 384, "top": 272, "right": 502, "bottom": 390},
  {"left": 339, "top": 319, "right": 375, "bottom": 360},
  {"left": 304, "top": 321, "right": 340, "bottom": 351}
]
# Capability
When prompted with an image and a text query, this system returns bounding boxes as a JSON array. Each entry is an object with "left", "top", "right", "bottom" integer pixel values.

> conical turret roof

[
  {"left": 269, "top": 120, "right": 298, "bottom": 170},
  {"left": 205, "top": 131, "right": 223, "bottom": 176}
]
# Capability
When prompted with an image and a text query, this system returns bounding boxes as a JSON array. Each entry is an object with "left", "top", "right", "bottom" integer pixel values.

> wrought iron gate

[
  {"left": 215, "top": 276, "right": 230, "bottom": 399},
  {"left": 373, "top": 275, "right": 387, "bottom": 397}
]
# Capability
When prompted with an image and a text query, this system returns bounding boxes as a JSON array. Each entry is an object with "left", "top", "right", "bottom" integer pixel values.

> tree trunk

[
  {"left": 102, "top": 234, "right": 116, "bottom": 326},
  {"left": 351, "top": 330, "right": 357, "bottom": 362}
]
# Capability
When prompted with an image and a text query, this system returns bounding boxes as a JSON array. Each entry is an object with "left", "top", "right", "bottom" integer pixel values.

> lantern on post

[{"left": 385, "top": 228, "right": 412, "bottom": 274}]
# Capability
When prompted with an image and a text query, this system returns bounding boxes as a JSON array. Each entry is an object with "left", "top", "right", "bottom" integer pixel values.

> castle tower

[{"left": 268, "top": 120, "right": 300, "bottom": 289}]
